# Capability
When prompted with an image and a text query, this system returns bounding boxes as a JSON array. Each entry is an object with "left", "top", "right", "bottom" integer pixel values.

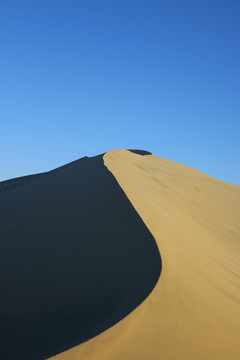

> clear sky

[{"left": 0, "top": 0, "right": 239, "bottom": 184}]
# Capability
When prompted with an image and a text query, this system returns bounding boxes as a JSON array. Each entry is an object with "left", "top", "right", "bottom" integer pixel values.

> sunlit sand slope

[
  {"left": 0, "top": 154, "right": 160, "bottom": 360},
  {"left": 51, "top": 149, "right": 240, "bottom": 360}
]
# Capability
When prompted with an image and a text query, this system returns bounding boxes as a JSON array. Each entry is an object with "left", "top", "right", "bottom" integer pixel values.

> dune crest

[{"left": 51, "top": 149, "right": 240, "bottom": 360}]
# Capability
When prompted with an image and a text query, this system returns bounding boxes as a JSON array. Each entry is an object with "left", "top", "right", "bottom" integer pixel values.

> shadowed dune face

[
  {"left": 0, "top": 154, "right": 161, "bottom": 360},
  {"left": 0, "top": 157, "right": 89, "bottom": 192},
  {"left": 127, "top": 149, "right": 152, "bottom": 156}
]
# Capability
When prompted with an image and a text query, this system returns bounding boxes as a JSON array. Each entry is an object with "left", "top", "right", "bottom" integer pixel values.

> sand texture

[{"left": 50, "top": 149, "right": 240, "bottom": 360}]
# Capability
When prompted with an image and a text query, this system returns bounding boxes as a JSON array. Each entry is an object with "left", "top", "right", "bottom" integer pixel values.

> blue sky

[{"left": 0, "top": 0, "right": 239, "bottom": 184}]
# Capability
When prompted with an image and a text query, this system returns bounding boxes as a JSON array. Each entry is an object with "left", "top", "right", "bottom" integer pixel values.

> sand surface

[
  {"left": 0, "top": 154, "right": 160, "bottom": 360},
  {"left": 50, "top": 149, "right": 240, "bottom": 360}
]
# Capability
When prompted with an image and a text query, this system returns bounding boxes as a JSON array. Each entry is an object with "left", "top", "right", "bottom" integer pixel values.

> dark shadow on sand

[
  {"left": 0, "top": 153, "right": 161, "bottom": 360},
  {"left": 128, "top": 149, "right": 152, "bottom": 156}
]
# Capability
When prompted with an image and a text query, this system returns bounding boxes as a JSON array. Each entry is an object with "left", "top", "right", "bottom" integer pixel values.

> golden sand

[{"left": 50, "top": 149, "right": 240, "bottom": 360}]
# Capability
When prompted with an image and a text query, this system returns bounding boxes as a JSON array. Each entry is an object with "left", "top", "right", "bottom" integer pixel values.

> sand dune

[
  {"left": 49, "top": 149, "right": 240, "bottom": 360},
  {"left": 1, "top": 149, "right": 239, "bottom": 359},
  {"left": 0, "top": 153, "right": 160, "bottom": 360}
]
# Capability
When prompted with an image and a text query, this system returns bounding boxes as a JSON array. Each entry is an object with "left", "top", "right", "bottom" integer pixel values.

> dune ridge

[{"left": 50, "top": 149, "right": 240, "bottom": 360}]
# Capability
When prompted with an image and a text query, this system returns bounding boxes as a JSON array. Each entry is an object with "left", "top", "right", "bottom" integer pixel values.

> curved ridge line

[{"left": 48, "top": 154, "right": 162, "bottom": 359}]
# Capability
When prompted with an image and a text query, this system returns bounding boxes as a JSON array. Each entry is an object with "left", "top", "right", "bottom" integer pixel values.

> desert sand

[
  {"left": 49, "top": 149, "right": 240, "bottom": 360},
  {"left": 0, "top": 153, "right": 160, "bottom": 360}
]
